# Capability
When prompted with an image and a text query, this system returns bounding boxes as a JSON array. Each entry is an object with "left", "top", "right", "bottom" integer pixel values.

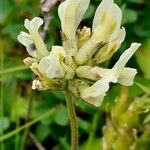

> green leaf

[
  {"left": 122, "top": 7, "right": 138, "bottom": 25},
  {"left": 144, "top": 114, "right": 150, "bottom": 124},
  {"left": 80, "top": 138, "right": 102, "bottom": 150},
  {"left": 35, "top": 123, "right": 51, "bottom": 142},
  {"left": 78, "top": 118, "right": 90, "bottom": 133},
  {"left": 128, "top": 77, "right": 150, "bottom": 97},
  {"left": 83, "top": 4, "right": 95, "bottom": 20},
  {"left": 3, "top": 77, "right": 17, "bottom": 117},
  {"left": 0, "top": 0, "right": 14, "bottom": 25},
  {"left": 54, "top": 105, "right": 68, "bottom": 126},
  {"left": 2, "top": 23, "right": 24, "bottom": 40},
  {"left": 128, "top": 0, "right": 144, "bottom": 4},
  {"left": 11, "top": 96, "right": 28, "bottom": 121},
  {"left": 136, "top": 39, "right": 150, "bottom": 78},
  {"left": 0, "top": 117, "right": 10, "bottom": 134},
  {"left": 135, "top": 82, "right": 150, "bottom": 95}
]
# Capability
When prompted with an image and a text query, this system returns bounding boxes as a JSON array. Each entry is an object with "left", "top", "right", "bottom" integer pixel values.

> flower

[
  {"left": 75, "top": 0, "right": 123, "bottom": 65},
  {"left": 39, "top": 46, "right": 66, "bottom": 79},
  {"left": 18, "top": 0, "right": 141, "bottom": 107},
  {"left": 58, "top": 0, "right": 90, "bottom": 41},
  {"left": 80, "top": 43, "right": 141, "bottom": 106},
  {"left": 18, "top": 17, "right": 49, "bottom": 59}
]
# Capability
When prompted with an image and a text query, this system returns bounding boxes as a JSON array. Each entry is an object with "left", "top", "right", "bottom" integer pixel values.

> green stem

[
  {"left": 15, "top": 119, "right": 20, "bottom": 150},
  {"left": 86, "top": 110, "right": 100, "bottom": 150},
  {"left": 21, "top": 88, "right": 33, "bottom": 150},
  {"left": 65, "top": 92, "right": 78, "bottom": 150},
  {"left": 0, "top": 66, "right": 28, "bottom": 75},
  {"left": 0, "top": 107, "right": 57, "bottom": 142},
  {"left": 0, "top": 39, "right": 4, "bottom": 150}
]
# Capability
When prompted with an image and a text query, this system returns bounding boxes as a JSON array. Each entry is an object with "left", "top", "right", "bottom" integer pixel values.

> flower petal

[
  {"left": 113, "top": 43, "right": 141, "bottom": 75},
  {"left": 24, "top": 17, "right": 49, "bottom": 57},
  {"left": 51, "top": 46, "right": 66, "bottom": 59},
  {"left": 58, "top": 0, "right": 90, "bottom": 39},
  {"left": 24, "top": 17, "right": 43, "bottom": 32},
  {"left": 17, "top": 32, "right": 33, "bottom": 47},
  {"left": 92, "top": 0, "right": 122, "bottom": 42},
  {"left": 17, "top": 32, "right": 41, "bottom": 59},
  {"left": 93, "top": 27, "right": 126, "bottom": 64},
  {"left": 45, "top": 54, "right": 64, "bottom": 78},
  {"left": 115, "top": 27, "right": 126, "bottom": 44},
  {"left": 39, "top": 56, "right": 51, "bottom": 74},
  {"left": 83, "top": 94, "right": 105, "bottom": 107},
  {"left": 81, "top": 79, "right": 110, "bottom": 106},
  {"left": 39, "top": 46, "right": 66, "bottom": 79},
  {"left": 92, "top": 0, "right": 113, "bottom": 31},
  {"left": 89, "top": 67, "right": 117, "bottom": 83},
  {"left": 117, "top": 67, "right": 137, "bottom": 86}
]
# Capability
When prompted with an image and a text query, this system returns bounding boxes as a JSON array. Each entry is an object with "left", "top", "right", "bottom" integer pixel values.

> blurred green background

[{"left": 0, "top": 0, "right": 150, "bottom": 149}]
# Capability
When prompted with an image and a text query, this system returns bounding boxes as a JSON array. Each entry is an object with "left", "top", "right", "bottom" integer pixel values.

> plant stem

[
  {"left": 86, "top": 111, "right": 100, "bottom": 150},
  {"left": 0, "top": 39, "right": 5, "bottom": 150},
  {"left": 15, "top": 119, "right": 20, "bottom": 150},
  {"left": 21, "top": 87, "right": 33, "bottom": 150},
  {"left": 65, "top": 92, "right": 78, "bottom": 150}
]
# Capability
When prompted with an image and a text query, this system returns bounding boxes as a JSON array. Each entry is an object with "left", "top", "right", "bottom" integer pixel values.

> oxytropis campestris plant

[{"left": 17, "top": 0, "right": 141, "bottom": 149}]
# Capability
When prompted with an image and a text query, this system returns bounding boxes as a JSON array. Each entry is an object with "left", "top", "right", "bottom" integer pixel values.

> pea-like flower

[
  {"left": 80, "top": 43, "right": 141, "bottom": 106},
  {"left": 18, "top": 0, "right": 141, "bottom": 107}
]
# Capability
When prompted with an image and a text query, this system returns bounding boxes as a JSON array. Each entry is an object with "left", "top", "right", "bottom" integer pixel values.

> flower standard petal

[
  {"left": 58, "top": 0, "right": 90, "bottom": 40},
  {"left": 24, "top": 17, "right": 49, "bottom": 57},
  {"left": 92, "top": 0, "right": 113, "bottom": 31},
  {"left": 92, "top": 0, "right": 122, "bottom": 42},
  {"left": 76, "top": 0, "right": 122, "bottom": 65},
  {"left": 58, "top": 0, "right": 90, "bottom": 56}
]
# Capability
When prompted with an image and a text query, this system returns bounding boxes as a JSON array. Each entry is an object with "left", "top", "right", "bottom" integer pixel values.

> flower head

[{"left": 18, "top": 0, "right": 141, "bottom": 107}]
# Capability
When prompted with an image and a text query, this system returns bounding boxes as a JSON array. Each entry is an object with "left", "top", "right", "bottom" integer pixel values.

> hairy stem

[{"left": 65, "top": 92, "right": 78, "bottom": 150}]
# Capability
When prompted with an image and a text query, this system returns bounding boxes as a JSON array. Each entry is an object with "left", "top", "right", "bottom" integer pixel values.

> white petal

[
  {"left": 51, "top": 46, "right": 66, "bottom": 58},
  {"left": 81, "top": 79, "right": 110, "bottom": 106},
  {"left": 115, "top": 27, "right": 126, "bottom": 43},
  {"left": 39, "top": 54, "right": 64, "bottom": 79},
  {"left": 45, "top": 54, "right": 64, "bottom": 78},
  {"left": 113, "top": 43, "right": 141, "bottom": 75},
  {"left": 83, "top": 94, "right": 105, "bottom": 107},
  {"left": 17, "top": 32, "right": 41, "bottom": 59},
  {"left": 90, "top": 67, "right": 117, "bottom": 83},
  {"left": 75, "top": 0, "right": 90, "bottom": 28},
  {"left": 24, "top": 17, "right": 49, "bottom": 57},
  {"left": 92, "top": 0, "right": 122, "bottom": 42},
  {"left": 92, "top": 0, "right": 113, "bottom": 31},
  {"left": 39, "top": 56, "right": 51, "bottom": 74},
  {"left": 24, "top": 17, "right": 43, "bottom": 32},
  {"left": 17, "top": 32, "right": 33, "bottom": 46},
  {"left": 58, "top": 0, "right": 90, "bottom": 39},
  {"left": 117, "top": 67, "right": 137, "bottom": 86}
]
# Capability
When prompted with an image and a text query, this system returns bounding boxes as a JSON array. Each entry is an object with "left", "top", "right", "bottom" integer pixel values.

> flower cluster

[{"left": 18, "top": 0, "right": 141, "bottom": 107}]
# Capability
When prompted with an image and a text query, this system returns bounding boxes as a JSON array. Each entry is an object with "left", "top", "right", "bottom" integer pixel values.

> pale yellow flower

[
  {"left": 81, "top": 43, "right": 141, "bottom": 106},
  {"left": 18, "top": 0, "right": 141, "bottom": 107}
]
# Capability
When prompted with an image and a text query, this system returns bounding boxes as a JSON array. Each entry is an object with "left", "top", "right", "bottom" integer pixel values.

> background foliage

[{"left": 0, "top": 0, "right": 150, "bottom": 149}]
